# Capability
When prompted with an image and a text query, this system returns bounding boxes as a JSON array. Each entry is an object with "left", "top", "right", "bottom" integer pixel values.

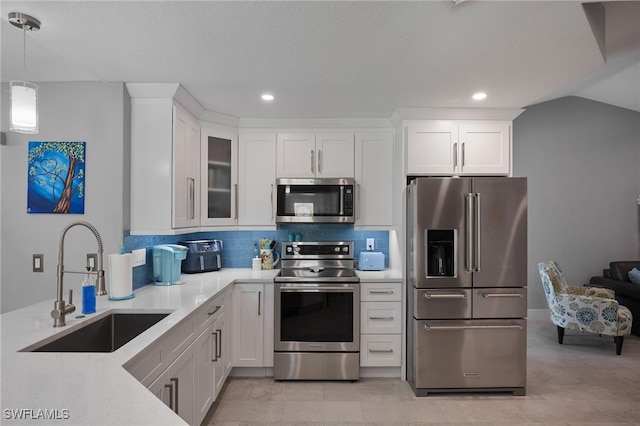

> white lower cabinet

[
  {"left": 125, "top": 287, "right": 232, "bottom": 426},
  {"left": 149, "top": 343, "right": 196, "bottom": 425},
  {"left": 194, "top": 301, "right": 231, "bottom": 425},
  {"left": 232, "top": 282, "right": 274, "bottom": 368},
  {"left": 360, "top": 282, "right": 402, "bottom": 367}
]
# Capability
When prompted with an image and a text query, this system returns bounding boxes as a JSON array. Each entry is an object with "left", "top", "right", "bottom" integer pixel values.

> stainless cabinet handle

[
  {"left": 187, "top": 177, "right": 195, "bottom": 220},
  {"left": 164, "top": 383, "right": 174, "bottom": 411},
  {"left": 369, "top": 348, "right": 394, "bottom": 353},
  {"left": 208, "top": 305, "right": 222, "bottom": 316},
  {"left": 270, "top": 183, "right": 274, "bottom": 221},
  {"left": 424, "top": 324, "right": 523, "bottom": 331},
  {"left": 211, "top": 331, "right": 218, "bottom": 362},
  {"left": 317, "top": 149, "right": 322, "bottom": 173},
  {"left": 480, "top": 292, "right": 523, "bottom": 298},
  {"left": 453, "top": 142, "right": 458, "bottom": 170},
  {"left": 216, "top": 328, "right": 222, "bottom": 358},
  {"left": 369, "top": 290, "right": 394, "bottom": 295},
  {"left": 461, "top": 142, "right": 465, "bottom": 169},
  {"left": 369, "top": 316, "right": 394, "bottom": 320},
  {"left": 310, "top": 150, "right": 315, "bottom": 173},
  {"left": 170, "top": 378, "right": 179, "bottom": 414},
  {"left": 234, "top": 183, "right": 238, "bottom": 222},
  {"left": 258, "top": 291, "right": 261, "bottom": 315},
  {"left": 424, "top": 293, "right": 466, "bottom": 299}
]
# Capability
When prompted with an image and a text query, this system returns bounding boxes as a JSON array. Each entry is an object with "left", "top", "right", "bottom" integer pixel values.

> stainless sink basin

[{"left": 28, "top": 312, "right": 170, "bottom": 353}]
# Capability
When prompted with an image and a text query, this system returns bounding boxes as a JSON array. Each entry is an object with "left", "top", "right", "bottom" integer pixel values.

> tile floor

[{"left": 202, "top": 310, "right": 640, "bottom": 425}]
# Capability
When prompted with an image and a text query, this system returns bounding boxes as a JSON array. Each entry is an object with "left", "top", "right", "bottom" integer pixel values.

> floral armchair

[{"left": 538, "top": 261, "right": 633, "bottom": 355}]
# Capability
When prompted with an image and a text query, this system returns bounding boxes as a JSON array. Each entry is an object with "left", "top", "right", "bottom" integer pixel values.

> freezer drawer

[
  {"left": 414, "top": 288, "right": 472, "bottom": 319},
  {"left": 411, "top": 319, "right": 526, "bottom": 391},
  {"left": 473, "top": 288, "right": 527, "bottom": 318}
]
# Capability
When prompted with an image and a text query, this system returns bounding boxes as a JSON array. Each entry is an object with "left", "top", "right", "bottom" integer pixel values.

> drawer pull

[
  {"left": 480, "top": 292, "right": 523, "bottom": 298},
  {"left": 368, "top": 348, "right": 394, "bottom": 353},
  {"left": 424, "top": 293, "right": 466, "bottom": 299},
  {"left": 369, "top": 316, "right": 394, "bottom": 321},
  {"left": 369, "top": 290, "right": 394, "bottom": 294},
  {"left": 208, "top": 305, "right": 222, "bottom": 316},
  {"left": 424, "top": 324, "right": 523, "bottom": 331}
]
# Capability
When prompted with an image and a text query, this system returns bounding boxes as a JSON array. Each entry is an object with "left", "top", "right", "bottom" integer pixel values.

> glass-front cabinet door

[{"left": 200, "top": 126, "right": 237, "bottom": 227}]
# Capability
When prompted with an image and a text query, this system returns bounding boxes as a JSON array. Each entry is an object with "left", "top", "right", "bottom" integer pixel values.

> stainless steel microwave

[{"left": 276, "top": 178, "right": 355, "bottom": 223}]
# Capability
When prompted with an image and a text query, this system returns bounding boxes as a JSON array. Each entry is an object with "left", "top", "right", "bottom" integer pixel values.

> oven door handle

[{"left": 279, "top": 286, "right": 356, "bottom": 291}]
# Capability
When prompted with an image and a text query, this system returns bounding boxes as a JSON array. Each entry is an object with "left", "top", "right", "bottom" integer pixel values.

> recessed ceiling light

[
  {"left": 261, "top": 93, "right": 274, "bottom": 101},
  {"left": 472, "top": 92, "right": 487, "bottom": 101}
]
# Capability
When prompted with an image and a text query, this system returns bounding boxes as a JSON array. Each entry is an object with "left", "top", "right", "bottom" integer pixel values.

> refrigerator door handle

[
  {"left": 424, "top": 324, "right": 524, "bottom": 331},
  {"left": 424, "top": 292, "right": 466, "bottom": 299},
  {"left": 475, "top": 192, "right": 481, "bottom": 272},
  {"left": 480, "top": 292, "right": 523, "bottom": 298},
  {"left": 465, "top": 193, "right": 474, "bottom": 272}
]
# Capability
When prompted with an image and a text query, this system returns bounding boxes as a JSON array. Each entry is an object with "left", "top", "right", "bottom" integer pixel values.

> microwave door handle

[
  {"left": 357, "top": 183, "right": 361, "bottom": 220},
  {"left": 339, "top": 185, "right": 345, "bottom": 215}
]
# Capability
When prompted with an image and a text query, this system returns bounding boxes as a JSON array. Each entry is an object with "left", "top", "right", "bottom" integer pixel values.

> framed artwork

[{"left": 27, "top": 141, "right": 86, "bottom": 214}]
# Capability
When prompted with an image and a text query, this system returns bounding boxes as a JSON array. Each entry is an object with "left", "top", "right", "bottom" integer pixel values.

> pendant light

[{"left": 8, "top": 12, "right": 41, "bottom": 134}]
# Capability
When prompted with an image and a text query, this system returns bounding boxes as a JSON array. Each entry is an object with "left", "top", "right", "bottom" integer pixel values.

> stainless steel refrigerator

[{"left": 406, "top": 177, "right": 527, "bottom": 396}]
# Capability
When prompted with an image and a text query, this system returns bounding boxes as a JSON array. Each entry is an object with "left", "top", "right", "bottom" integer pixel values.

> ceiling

[{"left": 1, "top": 1, "right": 639, "bottom": 119}]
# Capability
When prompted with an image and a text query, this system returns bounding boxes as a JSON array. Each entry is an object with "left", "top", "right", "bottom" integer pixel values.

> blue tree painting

[{"left": 27, "top": 141, "right": 85, "bottom": 214}]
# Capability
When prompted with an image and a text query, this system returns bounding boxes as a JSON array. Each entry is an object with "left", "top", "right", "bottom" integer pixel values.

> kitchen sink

[{"left": 27, "top": 312, "right": 171, "bottom": 353}]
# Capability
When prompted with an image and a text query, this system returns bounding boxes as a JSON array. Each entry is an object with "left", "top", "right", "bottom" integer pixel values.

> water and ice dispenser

[{"left": 426, "top": 230, "right": 455, "bottom": 277}]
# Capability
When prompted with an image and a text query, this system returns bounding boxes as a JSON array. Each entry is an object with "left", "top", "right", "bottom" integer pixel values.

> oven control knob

[
  {"left": 334, "top": 247, "right": 340, "bottom": 253},
  {"left": 286, "top": 246, "right": 293, "bottom": 254},
  {"left": 342, "top": 246, "right": 349, "bottom": 253}
]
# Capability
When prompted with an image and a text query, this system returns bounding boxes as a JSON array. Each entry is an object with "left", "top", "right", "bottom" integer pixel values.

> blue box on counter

[{"left": 358, "top": 251, "right": 385, "bottom": 271}]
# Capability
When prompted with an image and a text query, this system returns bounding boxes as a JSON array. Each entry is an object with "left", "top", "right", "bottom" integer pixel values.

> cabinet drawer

[
  {"left": 124, "top": 341, "right": 164, "bottom": 387},
  {"left": 412, "top": 319, "right": 526, "bottom": 389},
  {"left": 414, "top": 288, "right": 471, "bottom": 319},
  {"left": 361, "top": 301, "right": 401, "bottom": 334},
  {"left": 163, "top": 317, "right": 196, "bottom": 366},
  {"left": 195, "top": 292, "right": 226, "bottom": 331},
  {"left": 360, "top": 334, "right": 401, "bottom": 367},
  {"left": 473, "top": 288, "right": 527, "bottom": 318},
  {"left": 360, "top": 282, "right": 401, "bottom": 302}
]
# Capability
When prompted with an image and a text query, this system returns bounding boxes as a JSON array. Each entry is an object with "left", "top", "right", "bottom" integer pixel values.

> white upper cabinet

[
  {"left": 355, "top": 131, "right": 394, "bottom": 227},
  {"left": 238, "top": 133, "right": 277, "bottom": 226},
  {"left": 276, "top": 133, "right": 354, "bottom": 178},
  {"left": 173, "top": 104, "right": 201, "bottom": 229},
  {"left": 129, "top": 95, "right": 201, "bottom": 234},
  {"left": 406, "top": 120, "right": 511, "bottom": 176},
  {"left": 200, "top": 126, "right": 238, "bottom": 227}
]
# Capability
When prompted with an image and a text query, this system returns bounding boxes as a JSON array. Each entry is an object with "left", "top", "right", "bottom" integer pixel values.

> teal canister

[{"left": 152, "top": 244, "right": 188, "bottom": 285}]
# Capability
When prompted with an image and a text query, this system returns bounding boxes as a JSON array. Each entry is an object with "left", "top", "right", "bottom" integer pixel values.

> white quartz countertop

[
  {"left": 0, "top": 268, "right": 277, "bottom": 426},
  {"left": 0, "top": 267, "right": 400, "bottom": 425}
]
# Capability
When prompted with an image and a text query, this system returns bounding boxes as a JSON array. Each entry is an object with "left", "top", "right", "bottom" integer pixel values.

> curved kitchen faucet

[{"left": 52, "top": 221, "right": 106, "bottom": 327}]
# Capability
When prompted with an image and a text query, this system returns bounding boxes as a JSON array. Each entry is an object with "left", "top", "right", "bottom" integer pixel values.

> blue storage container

[{"left": 152, "top": 244, "right": 188, "bottom": 285}]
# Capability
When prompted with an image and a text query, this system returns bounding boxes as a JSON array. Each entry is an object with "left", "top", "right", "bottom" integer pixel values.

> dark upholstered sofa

[{"left": 589, "top": 261, "right": 640, "bottom": 336}]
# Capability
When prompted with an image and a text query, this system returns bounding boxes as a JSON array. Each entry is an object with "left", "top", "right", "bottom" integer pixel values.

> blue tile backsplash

[{"left": 124, "top": 224, "right": 389, "bottom": 290}]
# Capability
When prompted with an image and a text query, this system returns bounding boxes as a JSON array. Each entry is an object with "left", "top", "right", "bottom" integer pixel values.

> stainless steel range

[{"left": 274, "top": 241, "right": 360, "bottom": 381}]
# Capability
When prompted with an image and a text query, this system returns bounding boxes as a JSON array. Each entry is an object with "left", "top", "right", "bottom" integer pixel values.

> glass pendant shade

[{"left": 10, "top": 80, "right": 38, "bottom": 134}]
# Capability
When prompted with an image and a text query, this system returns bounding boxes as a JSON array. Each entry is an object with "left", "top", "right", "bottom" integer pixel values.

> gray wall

[
  {"left": 513, "top": 96, "right": 640, "bottom": 309},
  {"left": 0, "top": 82, "right": 130, "bottom": 313}
]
